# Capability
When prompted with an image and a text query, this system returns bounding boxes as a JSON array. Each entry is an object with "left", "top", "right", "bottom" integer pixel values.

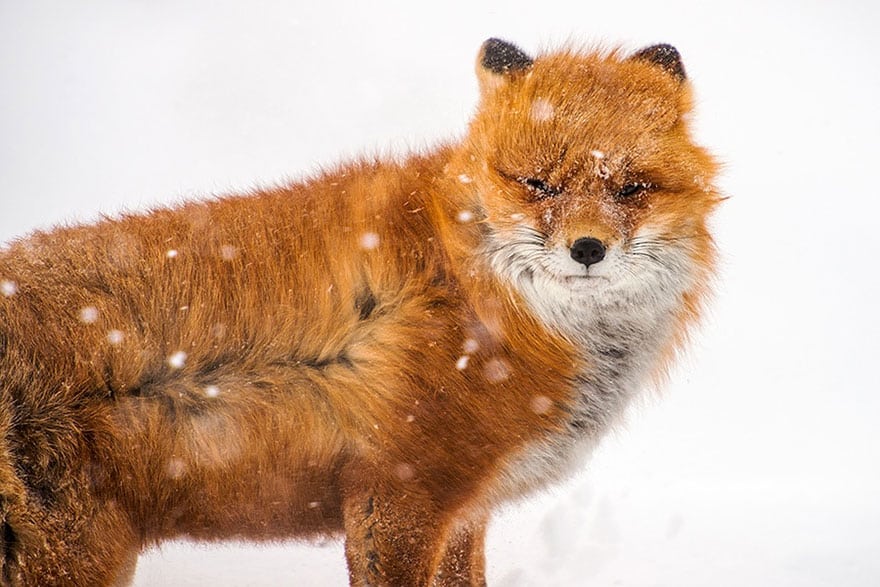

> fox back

[{"left": 0, "top": 39, "right": 719, "bottom": 586}]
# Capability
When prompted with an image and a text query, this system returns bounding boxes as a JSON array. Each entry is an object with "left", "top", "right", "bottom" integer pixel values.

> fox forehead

[
  {"left": 541, "top": 50, "right": 682, "bottom": 117},
  {"left": 478, "top": 49, "right": 686, "bottom": 155}
]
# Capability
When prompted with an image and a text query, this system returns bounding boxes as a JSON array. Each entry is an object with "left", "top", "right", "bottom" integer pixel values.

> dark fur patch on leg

[{"left": 1, "top": 519, "right": 16, "bottom": 584}]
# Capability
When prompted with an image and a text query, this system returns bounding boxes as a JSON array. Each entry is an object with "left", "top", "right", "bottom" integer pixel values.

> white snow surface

[{"left": 2, "top": 1, "right": 879, "bottom": 585}]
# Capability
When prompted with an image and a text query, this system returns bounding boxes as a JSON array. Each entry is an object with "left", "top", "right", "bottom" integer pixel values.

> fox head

[{"left": 454, "top": 38, "right": 721, "bottom": 358}]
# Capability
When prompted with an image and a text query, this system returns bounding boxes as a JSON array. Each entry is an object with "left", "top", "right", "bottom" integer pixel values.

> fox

[{"left": 0, "top": 38, "right": 719, "bottom": 586}]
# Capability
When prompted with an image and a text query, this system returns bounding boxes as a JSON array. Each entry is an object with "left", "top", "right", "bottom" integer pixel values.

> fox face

[{"left": 456, "top": 40, "right": 719, "bottom": 356}]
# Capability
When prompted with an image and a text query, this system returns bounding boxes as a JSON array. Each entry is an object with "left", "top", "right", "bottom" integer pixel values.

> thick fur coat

[{"left": 0, "top": 39, "right": 719, "bottom": 585}]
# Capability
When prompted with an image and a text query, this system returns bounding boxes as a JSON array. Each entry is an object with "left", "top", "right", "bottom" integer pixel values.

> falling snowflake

[
  {"left": 204, "top": 385, "right": 220, "bottom": 398},
  {"left": 463, "top": 338, "right": 480, "bottom": 354},
  {"left": 79, "top": 306, "right": 99, "bottom": 324},
  {"left": 591, "top": 150, "right": 605, "bottom": 159},
  {"left": 457, "top": 174, "right": 473, "bottom": 184},
  {"left": 394, "top": 463, "right": 415, "bottom": 482},
  {"left": 166, "top": 458, "right": 187, "bottom": 480},
  {"left": 107, "top": 330, "right": 125, "bottom": 345},
  {"left": 220, "top": 244, "right": 238, "bottom": 260},
  {"left": 530, "top": 98, "right": 555, "bottom": 122},
  {"left": 167, "top": 351, "right": 187, "bottom": 369},
  {"left": 359, "top": 232, "right": 380, "bottom": 250},
  {"left": 456, "top": 355, "right": 470, "bottom": 370},
  {"left": 457, "top": 210, "right": 474, "bottom": 223},
  {"left": 484, "top": 357, "right": 512, "bottom": 383},
  {"left": 1, "top": 280, "right": 18, "bottom": 297},
  {"left": 530, "top": 395, "right": 553, "bottom": 414},
  {"left": 166, "top": 249, "right": 178, "bottom": 259}
]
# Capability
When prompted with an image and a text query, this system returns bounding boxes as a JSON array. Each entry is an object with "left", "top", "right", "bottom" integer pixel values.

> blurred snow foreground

[{"left": 135, "top": 423, "right": 880, "bottom": 586}]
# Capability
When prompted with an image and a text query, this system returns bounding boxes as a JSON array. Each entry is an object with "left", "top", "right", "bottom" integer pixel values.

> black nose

[{"left": 570, "top": 237, "right": 606, "bottom": 268}]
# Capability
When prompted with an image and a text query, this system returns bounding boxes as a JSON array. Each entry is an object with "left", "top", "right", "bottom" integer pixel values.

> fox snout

[{"left": 570, "top": 237, "right": 606, "bottom": 268}]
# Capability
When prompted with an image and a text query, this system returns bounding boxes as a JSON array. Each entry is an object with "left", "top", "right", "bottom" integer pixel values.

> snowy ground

[{"left": 2, "top": 1, "right": 879, "bottom": 585}]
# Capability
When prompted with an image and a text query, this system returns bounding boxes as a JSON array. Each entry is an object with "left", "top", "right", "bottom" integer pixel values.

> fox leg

[
  {"left": 341, "top": 476, "right": 449, "bottom": 587},
  {"left": 432, "top": 515, "right": 488, "bottom": 587},
  {"left": 1, "top": 495, "right": 139, "bottom": 587}
]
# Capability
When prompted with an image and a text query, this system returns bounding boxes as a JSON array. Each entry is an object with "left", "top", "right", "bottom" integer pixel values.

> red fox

[{"left": 0, "top": 39, "right": 719, "bottom": 586}]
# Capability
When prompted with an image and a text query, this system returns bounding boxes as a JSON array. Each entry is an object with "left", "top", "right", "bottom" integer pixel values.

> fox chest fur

[{"left": 0, "top": 38, "right": 718, "bottom": 586}]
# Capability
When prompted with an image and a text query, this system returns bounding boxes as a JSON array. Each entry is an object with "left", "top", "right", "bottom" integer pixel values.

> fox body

[{"left": 0, "top": 39, "right": 718, "bottom": 585}]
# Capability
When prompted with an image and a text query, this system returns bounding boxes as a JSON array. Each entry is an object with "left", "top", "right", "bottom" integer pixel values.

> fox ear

[
  {"left": 479, "top": 38, "right": 533, "bottom": 74},
  {"left": 630, "top": 44, "right": 686, "bottom": 81},
  {"left": 477, "top": 38, "right": 533, "bottom": 92}
]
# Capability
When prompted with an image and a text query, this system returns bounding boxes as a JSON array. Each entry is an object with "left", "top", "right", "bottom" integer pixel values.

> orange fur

[{"left": 0, "top": 40, "right": 719, "bottom": 586}]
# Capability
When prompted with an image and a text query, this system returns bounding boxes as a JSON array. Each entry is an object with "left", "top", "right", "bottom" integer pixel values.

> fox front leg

[
  {"left": 342, "top": 482, "right": 448, "bottom": 587},
  {"left": 432, "top": 515, "right": 488, "bottom": 587}
]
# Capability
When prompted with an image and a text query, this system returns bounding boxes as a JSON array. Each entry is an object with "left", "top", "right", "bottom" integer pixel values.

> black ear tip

[
  {"left": 480, "top": 38, "right": 533, "bottom": 74},
  {"left": 632, "top": 43, "right": 686, "bottom": 81}
]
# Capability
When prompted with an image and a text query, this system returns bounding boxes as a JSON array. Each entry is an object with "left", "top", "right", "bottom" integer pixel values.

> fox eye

[
  {"left": 494, "top": 168, "right": 561, "bottom": 200},
  {"left": 616, "top": 182, "right": 652, "bottom": 200},
  {"left": 521, "top": 177, "right": 561, "bottom": 200}
]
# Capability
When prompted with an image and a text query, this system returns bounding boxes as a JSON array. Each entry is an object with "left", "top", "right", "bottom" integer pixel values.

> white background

[{"left": 1, "top": 1, "right": 878, "bottom": 585}]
